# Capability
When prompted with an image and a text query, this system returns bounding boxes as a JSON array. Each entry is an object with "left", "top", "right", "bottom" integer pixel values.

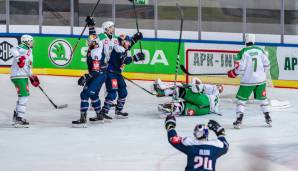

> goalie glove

[
  {"left": 165, "top": 115, "right": 176, "bottom": 131},
  {"left": 227, "top": 69, "right": 237, "bottom": 78},
  {"left": 208, "top": 119, "right": 225, "bottom": 136},
  {"left": 78, "top": 74, "right": 91, "bottom": 86},
  {"left": 133, "top": 52, "right": 145, "bottom": 62},
  {"left": 85, "top": 16, "right": 96, "bottom": 27},
  {"left": 29, "top": 75, "right": 40, "bottom": 87}
]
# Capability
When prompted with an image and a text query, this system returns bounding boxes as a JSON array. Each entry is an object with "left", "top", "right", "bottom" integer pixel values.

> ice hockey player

[
  {"left": 153, "top": 78, "right": 223, "bottom": 118},
  {"left": 99, "top": 34, "right": 144, "bottom": 119},
  {"left": 165, "top": 115, "right": 229, "bottom": 171},
  {"left": 86, "top": 16, "right": 119, "bottom": 64},
  {"left": 72, "top": 17, "right": 107, "bottom": 127},
  {"left": 227, "top": 33, "right": 272, "bottom": 129},
  {"left": 10, "top": 34, "right": 40, "bottom": 128}
]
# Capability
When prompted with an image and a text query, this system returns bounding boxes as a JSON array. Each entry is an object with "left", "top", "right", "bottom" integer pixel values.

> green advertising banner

[{"left": 33, "top": 36, "right": 184, "bottom": 75}]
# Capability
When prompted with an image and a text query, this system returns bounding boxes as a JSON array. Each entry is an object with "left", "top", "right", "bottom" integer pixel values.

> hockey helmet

[
  {"left": 118, "top": 34, "right": 131, "bottom": 48},
  {"left": 245, "top": 33, "right": 255, "bottom": 45},
  {"left": 21, "top": 34, "right": 34, "bottom": 47},
  {"left": 88, "top": 34, "right": 99, "bottom": 46},
  {"left": 102, "top": 21, "right": 115, "bottom": 35},
  {"left": 158, "top": 101, "right": 184, "bottom": 117},
  {"left": 193, "top": 124, "right": 209, "bottom": 140}
]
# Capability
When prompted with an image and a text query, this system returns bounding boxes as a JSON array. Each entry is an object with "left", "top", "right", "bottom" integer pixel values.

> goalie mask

[
  {"left": 193, "top": 124, "right": 209, "bottom": 140},
  {"left": 158, "top": 101, "right": 184, "bottom": 117}
]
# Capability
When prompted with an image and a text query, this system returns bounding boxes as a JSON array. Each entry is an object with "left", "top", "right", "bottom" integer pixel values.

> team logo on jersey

[
  {"left": 187, "top": 109, "right": 195, "bottom": 116},
  {"left": 48, "top": 39, "right": 73, "bottom": 67},
  {"left": 0, "top": 37, "right": 18, "bottom": 65}
]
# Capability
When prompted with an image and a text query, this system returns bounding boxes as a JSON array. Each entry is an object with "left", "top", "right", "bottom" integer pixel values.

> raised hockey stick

[
  {"left": 180, "top": 65, "right": 227, "bottom": 76},
  {"left": 128, "top": 0, "right": 143, "bottom": 53},
  {"left": 70, "top": 0, "right": 101, "bottom": 57},
  {"left": 172, "top": 3, "right": 184, "bottom": 101}
]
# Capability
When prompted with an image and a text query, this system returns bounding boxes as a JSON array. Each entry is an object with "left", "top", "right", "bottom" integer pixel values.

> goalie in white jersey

[
  {"left": 227, "top": 34, "right": 272, "bottom": 129},
  {"left": 10, "top": 35, "right": 40, "bottom": 128}
]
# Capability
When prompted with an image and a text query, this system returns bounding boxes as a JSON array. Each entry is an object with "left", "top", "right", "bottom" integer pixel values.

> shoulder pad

[
  {"left": 10, "top": 47, "right": 20, "bottom": 57},
  {"left": 114, "top": 45, "right": 126, "bottom": 53},
  {"left": 91, "top": 47, "right": 103, "bottom": 60},
  {"left": 98, "top": 33, "right": 107, "bottom": 40}
]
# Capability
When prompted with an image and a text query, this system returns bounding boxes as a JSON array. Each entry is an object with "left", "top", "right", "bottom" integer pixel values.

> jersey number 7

[{"left": 252, "top": 57, "right": 257, "bottom": 72}]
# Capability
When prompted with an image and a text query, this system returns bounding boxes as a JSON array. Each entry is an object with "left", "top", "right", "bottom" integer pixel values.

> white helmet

[
  {"left": 102, "top": 21, "right": 115, "bottom": 32},
  {"left": 21, "top": 34, "right": 34, "bottom": 46},
  {"left": 245, "top": 33, "right": 255, "bottom": 45},
  {"left": 158, "top": 102, "right": 184, "bottom": 118},
  {"left": 193, "top": 124, "right": 209, "bottom": 140},
  {"left": 88, "top": 34, "right": 99, "bottom": 46}
]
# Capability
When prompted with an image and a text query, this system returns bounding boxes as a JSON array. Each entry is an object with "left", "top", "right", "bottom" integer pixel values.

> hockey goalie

[{"left": 153, "top": 78, "right": 223, "bottom": 118}]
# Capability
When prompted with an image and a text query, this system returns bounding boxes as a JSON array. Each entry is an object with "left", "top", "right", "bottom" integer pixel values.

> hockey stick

[
  {"left": 172, "top": 3, "right": 184, "bottom": 101},
  {"left": 23, "top": 69, "right": 68, "bottom": 109},
  {"left": 37, "top": 85, "right": 68, "bottom": 109},
  {"left": 128, "top": 0, "right": 143, "bottom": 53},
  {"left": 70, "top": 0, "right": 101, "bottom": 57},
  {"left": 180, "top": 65, "right": 227, "bottom": 76},
  {"left": 121, "top": 75, "right": 156, "bottom": 96}
]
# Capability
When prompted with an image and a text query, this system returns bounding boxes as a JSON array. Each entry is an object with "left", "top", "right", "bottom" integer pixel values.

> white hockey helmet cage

[{"left": 21, "top": 34, "right": 34, "bottom": 46}]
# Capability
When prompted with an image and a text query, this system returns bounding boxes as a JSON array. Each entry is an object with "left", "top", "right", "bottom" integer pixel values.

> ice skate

[
  {"left": 72, "top": 112, "right": 88, "bottom": 128},
  {"left": 101, "top": 110, "right": 113, "bottom": 122},
  {"left": 12, "top": 110, "right": 17, "bottom": 122},
  {"left": 89, "top": 111, "right": 105, "bottom": 124},
  {"left": 264, "top": 112, "right": 272, "bottom": 127},
  {"left": 233, "top": 113, "right": 243, "bottom": 129},
  {"left": 14, "top": 116, "right": 29, "bottom": 128},
  {"left": 115, "top": 110, "right": 128, "bottom": 119}
]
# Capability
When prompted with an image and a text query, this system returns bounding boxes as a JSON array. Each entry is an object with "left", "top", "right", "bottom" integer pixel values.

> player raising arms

[
  {"left": 153, "top": 78, "right": 223, "bottom": 118},
  {"left": 10, "top": 34, "right": 40, "bottom": 128},
  {"left": 97, "top": 34, "right": 144, "bottom": 119},
  {"left": 72, "top": 17, "right": 107, "bottom": 127},
  {"left": 227, "top": 34, "right": 272, "bottom": 129},
  {"left": 165, "top": 115, "right": 229, "bottom": 171}
]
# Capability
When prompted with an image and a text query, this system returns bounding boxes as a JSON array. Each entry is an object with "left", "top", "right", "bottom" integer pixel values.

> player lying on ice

[
  {"left": 153, "top": 78, "right": 223, "bottom": 118},
  {"left": 165, "top": 115, "right": 229, "bottom": 171}
]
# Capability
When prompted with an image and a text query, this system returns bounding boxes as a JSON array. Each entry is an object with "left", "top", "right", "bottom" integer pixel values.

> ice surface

[{"left": 0, "top": 74, "right": 298, "bottom": 171}]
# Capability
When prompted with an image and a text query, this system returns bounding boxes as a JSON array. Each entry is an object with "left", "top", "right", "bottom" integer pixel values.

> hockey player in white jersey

[
  {"left": 10, "top": 35, "right": 40, "bottom": 128},
  {"left": 227, "top": 33, "right": 272, "bottom": 129}
]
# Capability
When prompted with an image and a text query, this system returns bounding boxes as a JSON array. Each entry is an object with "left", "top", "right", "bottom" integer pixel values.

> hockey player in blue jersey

[
  {"left": 165, "top": 115, "right": 229, "bottom": 171},
  {"left": 97, "top": 34, "right": 144, "bottom": 119},
  {"left": 72, "top": 17, "right": 107, "bottom": 127}
]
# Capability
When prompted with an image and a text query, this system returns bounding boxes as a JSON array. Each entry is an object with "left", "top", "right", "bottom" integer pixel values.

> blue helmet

[{"left": 193, "top": 124, "right": 209, "bottom": 140}]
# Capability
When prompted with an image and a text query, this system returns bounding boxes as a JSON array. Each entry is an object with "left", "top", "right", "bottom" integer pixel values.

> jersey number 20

[{"left": 194, "top": 156, "right": 213, "bottom": 170}]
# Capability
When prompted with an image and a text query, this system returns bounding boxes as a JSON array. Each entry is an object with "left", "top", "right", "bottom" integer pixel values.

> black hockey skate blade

[
  {"left": 56, "top": 104, "right": 68, "bottom": 109},
  {"left": 72, "top": 123, "right": 88, "bottom": 128}
]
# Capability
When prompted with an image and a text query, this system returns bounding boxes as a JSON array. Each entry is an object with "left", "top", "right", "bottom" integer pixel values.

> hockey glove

[
  {"left": 78, "top": 74, "right": 91, "bottom": 86},
  {"left": 131, "top": 32, "right": 143, "bottom": 47},
  {"left": 29, "top": 75, "right": 40, "bottom": 87},
  {"left": 208, "top": 120, "right": 225, "bottom": 136},
  {"left": 17, "top": 56, "right": 26, "bottom": 68},
  {"left": 165, "top": 115, "right": 176, "bottom": 131},
  {"left": 133, "top": 52, "right": 145, "bottom": 62},
  {"left": 85, "top": 16, "right": 96, "bottom": 27},
  {"left": 227, "top": 69, "right": 237, "bottom": 78}
]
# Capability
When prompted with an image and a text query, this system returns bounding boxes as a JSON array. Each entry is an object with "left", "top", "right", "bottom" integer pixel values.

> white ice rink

[{"left": 0, "top": 74, "right": 298, "bottom": 171}]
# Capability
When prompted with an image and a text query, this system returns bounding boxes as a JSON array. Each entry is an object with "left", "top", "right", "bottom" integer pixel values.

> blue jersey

[
  {"left": 86, "top": 42, "right": 106, "bottom": 78},
  {"left": 168, "top": 129, "right": 229, "bottom": 171},
  {"left": 107, "top": 45, "right": 133, "bottom": 74}
]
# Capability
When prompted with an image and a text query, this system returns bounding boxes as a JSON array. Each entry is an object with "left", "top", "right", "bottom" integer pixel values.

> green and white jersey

[
  {"left": 235, "top": 45, "right": 270, "bottom": 85},
  {"left": 98, "top": 33, "right": 119, "bottom": 63},
  {"left": 10, "top": 44, "right": 33, "bottom": 79}
]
